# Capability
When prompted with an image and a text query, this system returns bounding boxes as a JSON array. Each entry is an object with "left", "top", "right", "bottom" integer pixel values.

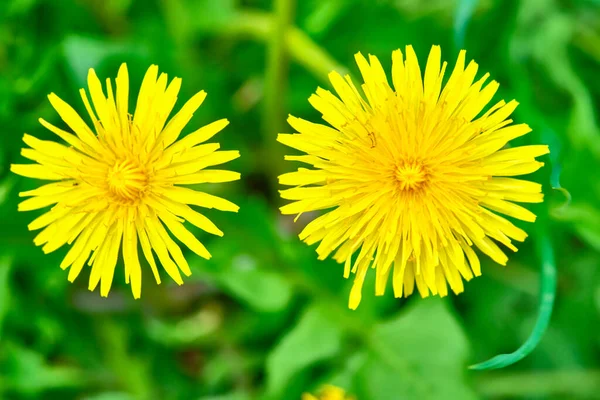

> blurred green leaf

[
  {"left": 392, "top": 0, "right": 458, "bottom": 17},
  {"left": 265, "top": 304, "right": 343, "bottom": 396},
  {"left": 96, "top": 319, "right": 154, "bottom": 400},
  {"left": 190, "top": 0, "right": 237, "bottom": 31},
  {"left": 148, "top": 309, "right": 221, "bottom": 346},
  {"left": 302, "top": 0, "right": 353, "bottom": 37},
  {"left": 475, "top": 370, "right": 600, "bottom": 398},
  {"left": 0, "top": 177, "right": 15, "bottom": 206},
  {"left": 553, "top": 203, "right": 600, "bottom": 251},
  {"left": 83, "top": 393, "right": 135, "bottom": 400},
  {"left": 521, "top": 6, "right": 600, "bottom": 156},
  {"left": 62, "top": 36, "right": 146, "bottom": 84},
  {"left": 197, "top": 393, "right": 251, "bottom": 400},
  {"left": 357, "top": 299, "right": 477, "bottom": 400},
  {"left": 325, "top": 352, "right": 367, "bottom": 394},
  {"left": 1, "top": 343, "right": 86, "bottom": 396},
  {"left": 4, "top": 0, "right": 40, "bottom": 16},
  {"left": 162, "top": 0, "right": 237, "bottom": 44},
  {"left": 218, "top": 254, "right": 292, "bottom": 312},
  {"left": 454, "top": 0, "right": 479, "bottom": 49},
  {"left": 190, "top": 197, "right": 294, "bottom": 312}
]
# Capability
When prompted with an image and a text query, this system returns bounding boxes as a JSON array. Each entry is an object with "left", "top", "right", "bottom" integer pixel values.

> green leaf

[
  {"left": 164, "top": 0, "right": 236, "bottom": 42},
  {"left": 265, "top": 304, "right": 343, "bottom": 396},
  {"left": 62, "top": 36, "right": 146, "bottom": 84},
  {"left": 197, "top": 393, "right": 251, "bottom": 400},
  {"left": 357, "top": 299, "right": 477, "bottom": 400},
  {"left": 218, "top": 255, "right": 292, "bottom": 312},
  {"left": 191, "top": 0, "right": 237, "bottom": 31},
  {"left": 193, "top": 251, "right": 293, "bottom": 313},
  {"left": 147, "top": 309, "right": 221, "bottom": 346},
  {"left": 95, "top": 319, "right": 154, "bottom": 399},
  {"left": 188, "top": 198, "right": 293, "bottom": 312},
  {"left": 528, "top": 11, "right": 600, "bottom": 157},
  {"left": 1, "top": 343, "right": 86, "bottom": 395},
  {"left": 0, "top": 177, "right": 15, "bottom": 207},
  {"left": 83, "top": 393, "right": 135, "bottom": 400},
  {"left": 324, "top": 352, "right": 367, "bottom": 394},
  {"left": 302, "top": 0, "right": 354, "bottom": 37},
  {"left": 4, "top": 0, "right": 41, "bottom": 16},
  {"left": 454, "top": 0, "right": 479, "bottom": 49},
  {"left": 561, "top": 204, "right": 600, "bottom": 251}
]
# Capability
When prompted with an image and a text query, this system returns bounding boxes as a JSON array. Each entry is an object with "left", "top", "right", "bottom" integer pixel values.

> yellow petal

[
  {"left": 162, "top": 186, "right": 239, "bottom": 212},
  {"left": 11, "top": 164, "right": 65, "bottom": 180},
  {"left": 47, "top": 93, "right": 101, "bottom": 152},
  {"left": 168, "top": 170, "right": 240, "bottom": 185},
  {"left": 159, "top": 211, "right": 212, "bottom": 259},
  {"left": 161, "top": 90, "right": 207, "bottom": 149}
]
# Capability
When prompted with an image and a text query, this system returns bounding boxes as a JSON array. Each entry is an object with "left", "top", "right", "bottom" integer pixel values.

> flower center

[
  {"left": 107, "top": 159, "right": 148, "bottom": 202},
  {"left": 395, "top": 160, "right": 427, "bottom": 191}
]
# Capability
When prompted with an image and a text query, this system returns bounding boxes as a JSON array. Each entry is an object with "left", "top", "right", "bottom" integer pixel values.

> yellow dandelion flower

[
  {"left": 11, "top": 64, "right": 240, "bottom": 298},
  {"left": 278, "top": 45, "right": 549, "bottom": 309},
  {"left": 302, "top": 385, "right": 355, "bottom": 400}
]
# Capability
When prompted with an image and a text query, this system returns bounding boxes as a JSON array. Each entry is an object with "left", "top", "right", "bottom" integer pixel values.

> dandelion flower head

[
  {"left": 302, "top": 385, "right": 355, "bottom": 400},
  {"left": 11, "top": 64, "right": 240, "bottom": 298},
  {"left": 278, "top": 45, "right": 548, "bottom": 309}
]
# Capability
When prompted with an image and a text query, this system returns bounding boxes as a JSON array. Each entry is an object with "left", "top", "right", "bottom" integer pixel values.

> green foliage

[
  {"left": 1, "top": 0, "right": 600, "bottom": 399},
  {"left": 355, "top": 300, "right": 477, "bottom": 400},
  {"left": 266, "top": 305, "right": 343, "bottom": 397}
]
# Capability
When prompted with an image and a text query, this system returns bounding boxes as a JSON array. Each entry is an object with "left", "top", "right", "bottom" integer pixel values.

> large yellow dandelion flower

[
  {"left": 302, "top": 385, "right": 355, "bottom": 400},
  {"left": 11, "top": 64, "right": 240, "bottom": 298},
  {"left": 278, "top": 45, "right": 549, "bottom": 309}
]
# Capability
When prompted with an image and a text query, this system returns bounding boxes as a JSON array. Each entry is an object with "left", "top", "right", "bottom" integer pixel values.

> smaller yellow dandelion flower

[
  {"left": 302, "top": 385, "right": 355, "bottom": 400},
  {"left": 279, "top": 45, "right": 548, "bottom": 309},
  {"left": 11, "top": 64, "right": 240, "bottom": 298}
]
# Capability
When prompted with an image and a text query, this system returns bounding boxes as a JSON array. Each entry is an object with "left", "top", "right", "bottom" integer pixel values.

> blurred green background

[{"left": 1, "top": 0, "right": 600, "bottom": 399}]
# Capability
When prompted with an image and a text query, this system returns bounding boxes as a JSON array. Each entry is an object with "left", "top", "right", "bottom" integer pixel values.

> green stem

[
  {"left": 262, "top": 0, "right": 295, "bottom": 193},
  {"left": 211, "top": 10, "right": 347, "bottom": 84},
  {"left": 285, "top": 27, "right": 349, "bottom": 82},
  {"left": 209, "top": 8, "right": 347, "bottom": 195},
  {"left": 470, "top": 219, "right": 557, "bottom": 370},
  {"left": 278, "top": 258, "right": 432, "bottom": 397},
  {"left": 264, "top": 0, "right": 295, "bottom": 137}
]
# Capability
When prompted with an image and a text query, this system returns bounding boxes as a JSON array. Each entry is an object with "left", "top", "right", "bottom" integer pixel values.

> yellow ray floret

[
  {"left": 11, "top": 64, "right": 240, "bottom": 298},
  {"left": 278, "top": 45, "right": 549, "bottom": 309},
  {"left": 302, "top": 385, "right": 355, "bottom": 400}
]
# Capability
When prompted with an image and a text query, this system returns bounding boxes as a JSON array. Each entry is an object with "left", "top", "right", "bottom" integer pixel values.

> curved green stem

[{"left": 470, "top": 221, "right": 556, "bottom": 370}]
